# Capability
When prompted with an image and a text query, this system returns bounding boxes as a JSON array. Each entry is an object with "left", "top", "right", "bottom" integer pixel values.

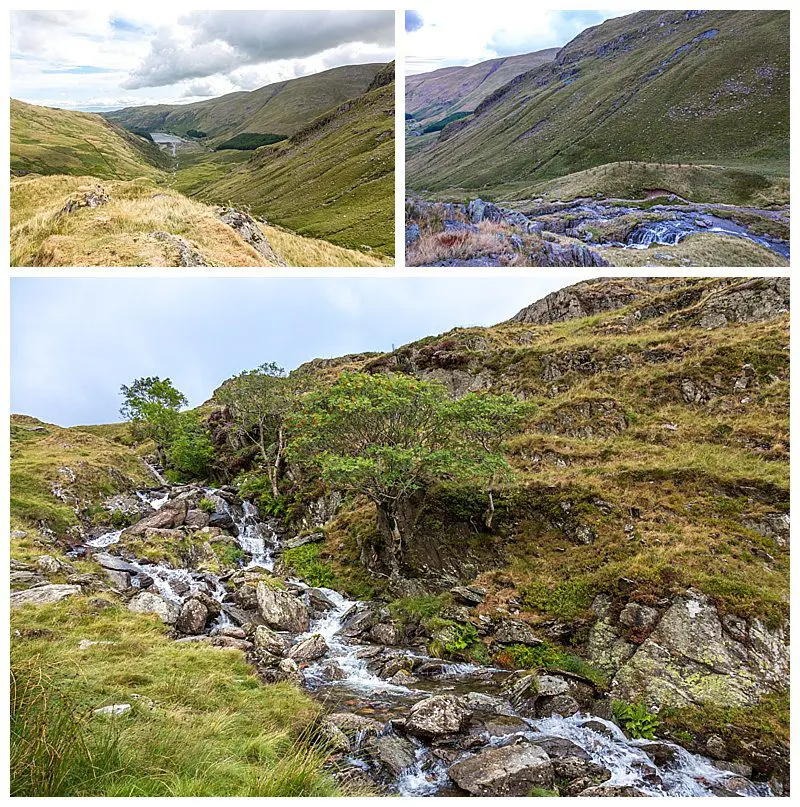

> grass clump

[
  {"left": 497, "top": 642, "right": 608, "bottom": 688},
  {"left": 198, "top": 497, "right": 217, "bottom": 514},
  {"left": 521, "top": 579, "right": 594, "bottom": 621},
  {"left": 281, "top": 544, "right": 336, "bottom": 588}
]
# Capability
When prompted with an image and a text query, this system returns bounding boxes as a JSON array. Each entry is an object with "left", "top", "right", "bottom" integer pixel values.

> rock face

[
  {"left": 123, "top": 498, "right": 188, "bottom": 536},
  {"left": 127, "top": 591, "right": 179, "bottom": 625},
  {"left": 611, "top": 588, "right": 789, "bottom": 708},
  {"left": 10, "top": 583, "right": 81, "bottom": 608},
  {"left": 405, "top": 694, "right": 471, "bottom": 739},
  {"left": 256, "top": 582, "right": 310, "bottom": 632},
  {"left": 448, "top": 742, "right": 554, "bottom": 796},
  {"left": 216, "top": 207, "right": 286, "bottom": 266}
]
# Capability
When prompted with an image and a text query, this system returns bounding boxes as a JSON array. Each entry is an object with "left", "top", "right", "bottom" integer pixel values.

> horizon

[
  {"left": 405, "top": 7, "right": 631, "bottom": 74},
  {"left": 11, "top": 276, "right": 594, "bottom": 428},
  {"left": 11, "top": 10, "right": 394, "bottom": 113}
]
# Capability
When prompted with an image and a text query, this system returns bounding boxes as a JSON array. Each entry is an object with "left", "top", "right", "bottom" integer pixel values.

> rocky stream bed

[{"left": 15, "top": 480, "right": 778, "bottom": 797}]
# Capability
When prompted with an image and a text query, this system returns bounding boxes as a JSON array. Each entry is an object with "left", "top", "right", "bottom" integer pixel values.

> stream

[{"left": 81, "top": 483, "right": 774, "bottom": 797}]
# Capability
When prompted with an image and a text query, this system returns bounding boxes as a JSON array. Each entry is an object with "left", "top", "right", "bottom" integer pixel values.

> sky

[
  {"left": 10, "top": 276, "right": 596, "bottom": 427},
  {"left": 406, "top": 7, "right": 631, "bottom": 73},
  {"left": 10, "top": 10, "right": 395, "bottom": 111}
]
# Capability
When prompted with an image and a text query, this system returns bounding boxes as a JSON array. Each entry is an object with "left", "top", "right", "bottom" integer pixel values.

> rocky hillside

[
  {"left": 407, "top": 10, "right": 789, "bottom": 203},
  {"left": 202, "top": 64, "right": 395, "bottom": 256},
  {"left": 106, "top": 63, "right": 386, "bottom": 144},
  {"left": 9, "top": 278, "right": 790, "bottom": 794},
  {"left": 406, "top": 49, "right": 558, "bottom": 129},
  {"left": 11, "top": 99, "right": 170, "bottom": 180}
]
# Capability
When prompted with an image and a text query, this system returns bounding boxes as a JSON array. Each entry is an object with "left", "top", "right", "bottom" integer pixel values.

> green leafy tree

[
  {"left": 216, "top": 362, "right": 301, "bottom": 498},
  {"left": 120, "top": 377, "right": 187, "bottom": 465},
  {"left": 167, "top": 413, "right": 214, "bottom": 478},
  {"left": 289, "top": 372, "right": 526, "bottom": 575}
]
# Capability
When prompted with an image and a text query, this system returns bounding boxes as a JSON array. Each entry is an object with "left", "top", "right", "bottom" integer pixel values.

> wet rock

[
  {"left": 474, "top": 713, "right": 530, "bottom": 738},
  {"left": 494, "top": 619, "right": 543, "bottom": 646},
  {"left": 415, "top": 660, "right": 447, "bottom": 677},
  {"left": 639, "top": 741, "right": 679, "bottom": 767},
  {"left": 369, "top": 621, "right": 404, "bottom": 646},
  {"left": 380, "top": 655, "right": 417, "bottom": 678},
  {"left": 184, "top": 509, "right": 210, "bottom": 529},
  {"left": 450, "top": 585, "right": 485, "bottom": 606},
  {"left": 175, "top": 598, "right": 210, "bottom": 635},
  {"left": 462, "top": 691, "right": 517, "bottom": 717},
  {"left": 713, "top": 760, "right": 753, "bottom": 778},
  {"left": 579, "top": 783, "right": 649, "bottom": 796},
  {"left": 338, "top": 603, "right": 385, "bottom": 638},
  {"left": 317, "top": 717, "right": 351, "bottom": 753},
  {"left": 705, "top": 734, "right": 727, "bottom": 759},
  {"left": 327, "top": 712, "right": 384, "bottom": 743},
  {"left": 127, "top": 591, "right": 179, "bottom": 624},
  {"left": 253, "top": 624, "right": 289, "bottom": 656},
  {"left": 11, "top": 583, "right": 81, "bottom": 608},
  {"left": 448, "top": 742, "right": 554, "bottom": 796},
  {"left": 319, "top": 660, "right": 347, "bottom": 680},
  {"left": 406, "top": 694, "right": 472, "bottom": 739},
  {"left": 387, "top": 670, "right": 417, "bottom": 686},
  {"left": 287, "top": 633, "right": 328, "bottom": 662},
  {"left": 256, "top": 582, "right": 310, "bottom": 632},
  {"left": 367, "top": 733, "right": 418, "bottom": 776},
  {"left": 308, "top": 588, "right": 336, "bottom": 611},
  {"left": 536, "top": 693, "right": 580, "bottom": 718},
  {"left": 208, "top": 511, "right": 234, "bottom": 530}
]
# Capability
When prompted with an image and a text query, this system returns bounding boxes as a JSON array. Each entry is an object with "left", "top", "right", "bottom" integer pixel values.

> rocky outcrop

[
  {"left": 448, "top": 742, "right": 555, "bottom": 796},
  {"left": 10, "top": 583, "right": 81, "bottom": 608},
  {"left": 216, "top": 207, "right": 286, "bottom": 266},
  {"left": 610, "top": 588, "right": 789, "bottom": 708},
  {"left": 149, "top": 231, "right": 208, "bottom": 267},
  {"left": 256, "top": 582, "right": 310, "bottom": 632},
  {"left": 61, "top": 186, "right": 109, "bottom": 214},
  {"left": 405, "top": 694, "right": 471, "bottom": 739}
]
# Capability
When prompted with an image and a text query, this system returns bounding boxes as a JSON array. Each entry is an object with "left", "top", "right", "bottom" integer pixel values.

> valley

[
  {"left": 10, "top": 62, "right": 395, "bottom": 267},
  {"left": 405, "top": 10, "right": 789, "bottom": 267},
  {"left": 10, "top": 278, "right": 790, "bottom": 796}
]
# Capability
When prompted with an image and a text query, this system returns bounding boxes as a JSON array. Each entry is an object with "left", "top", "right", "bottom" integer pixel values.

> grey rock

[
  {"left": 256, "top": 582, "right": 310, "bottom": 632},
  {"left": 253, "top": 624, "right": 289, "bottom": 656},
  {"left": 11, "top": 583, "right": 81, "bottom": 608},
  {"left": 619, "top": 602, "right": 661, "bottom": 632},
  {"left": 406, "top": 694, "right": 471, "bottom": 739},
  {"left": 217, "top": 206, "right": 286, "bottom": 266},
  {"left": 287, "top": 633, "right": 328, "bottom": 662},
  {"left": 127, "top": 591, "right": 179, "bottom": 625},
  {"left": 123, "top": 499, "right": 188, "bottom": 536},
  {"left": 450, "top": 585, "right": 485, "bottom": 606},
  {"left": 175, "top": 598, "right": 210, "bottom": 634},
  {"left": 368, "top": 733, "right": 418, "bottom": 776},
  {"left": 370, "top": 621, "right": 404, "bottom": 646},
  {"left": 495, "top": 619, "right": 543, "bottom": 646},
  {"left": 448, "top": 742, "right": 554, "bottom": 796}
]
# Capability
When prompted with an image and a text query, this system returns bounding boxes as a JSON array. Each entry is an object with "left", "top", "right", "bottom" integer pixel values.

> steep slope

[
  {"left": 200, "top": 65, "right": 395, "bottom": 256},
  {"left": 11, "top": 99, "right": 170, "bottom": 180},
  {"left": 407, "top": 10, "right": 789, "bottom": 202},
  {"left": 106, "top": 63, "right": 386, "bottom": 143},
  {"left": 406, "top": 48, "right": 558, "bottom": 127}
]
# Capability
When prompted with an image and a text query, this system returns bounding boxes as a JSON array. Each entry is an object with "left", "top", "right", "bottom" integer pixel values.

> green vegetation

[
  {"left": 11, "top": 99, "right": 170, "bottom": 180},
  {"left": 427, "top": 618, "right": 480, "bottom": 658},
  {"left": 281, "top": 544, "right": 336, "bottom": 588},
  {"left": 185, "top": 129, "right": 206, "bottom": 139},
  {"left": 199, "top": 497, "right": 217, "bottom": 514},
  {"left": 422, "top": 111, "right": 471, "bottom": 134},
  {"left": 500, "top": 643, "right": 607, "bottom": 688},
  {"left": 389, "top": 594, "right": 449, "bottom": 626},
  {"left": 10, "top": 597, "right": 344, "bottom": 796},
  {"left": 612, "top": 700, "right": 661, "bottom": 740},
  {"left": 522, "top": 580, "right": 594, "bottom": 621},
  {"left": 216, "top": 133, "right": 287, "bottom": 151},
  {"left": 408, "top": 10, "right": 789, "bottom": 203}
]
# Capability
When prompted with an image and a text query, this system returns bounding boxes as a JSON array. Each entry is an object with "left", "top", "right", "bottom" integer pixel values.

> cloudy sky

[
  {"left": 11, "top": 276, "right": 595, "bottom": 427},
  {"left": 11, "top": 10, "right": 395, "bottom": 111},
  {"left": 406, "top": 7, "right": 631, "bottom": 73}
]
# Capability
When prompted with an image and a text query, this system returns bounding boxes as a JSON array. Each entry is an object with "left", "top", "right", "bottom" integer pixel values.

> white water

[{"left": 86, "top": 529, "right": 122, "bottom": 548}]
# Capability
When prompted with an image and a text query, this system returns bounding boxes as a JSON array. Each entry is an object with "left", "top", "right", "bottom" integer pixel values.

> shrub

[
  {"left": 521, "top": 579, "right": 594, "bottom": 620},
  {"left": 422, "top": 111, "right": 471, "bottom": 134},
  {"left": 216, "top": 132, "right": 287, "bottom": 151},
  {"left": 198, "top": 497, "right": 217, "bottom": 514},
  {"left": 612, "top": 700, "right": 660, "bottom": 740},
  {"left": 427, "top": 618, "right": 480, "bottom": 658},
  {"left": 499, "top": 642, "right": 608, "bottom": 688},
  {"left": 185, "top": 129, "right": 206, "bottom": 138},
  {"left": 281, "top": 544, "right": 335, "bottom": 588}
]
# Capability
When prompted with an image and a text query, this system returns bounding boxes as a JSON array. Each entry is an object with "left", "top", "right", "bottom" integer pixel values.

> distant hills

[
  {"left": 105, "top": 63, "right": 386, "bottom": 144},
  {"left": 407, "top": 10, "right": 789, "bottom": 203}
]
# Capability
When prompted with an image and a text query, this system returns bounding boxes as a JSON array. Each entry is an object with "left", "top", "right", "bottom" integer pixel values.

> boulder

[
  {"left": 184, "top": 509, "right": 210, "bottom": 529},
  {"left": 367, "top": 733, "right": 418, "bottom": 776},
  {"left": 494, "top": 619, "right": 543, "bottom": 646},
  {"left": 253, "top": 624, "right": 289, "bottom": 656},
  {"left": 536, "top": 693, "right": 580, "bottom": 718},
  {"left": 619, "top": 602, "right": 660, "bottom": 633},
  {"left": 175, "top": 598, "right": 210, "bottom": 634},
  {"left": 287, "top": 633, "right": 328, "bottom": 662},
  {"left": 316, "top": 718, "right": 350, "bottom": 753},
  {"left": 10, "top": 571, "right": 46, "bottom": 587},
  {"left": 370, "top": 621, "right": 404, "bottom": 646},
  {"left": 308, "top": 588, "right": 337, "bottom": 611},
  {"left": 450, "top": 585, "right": 485, "bottom": 606},
  {"left": 337, "top": 603, "right": 383, "bottom": 638},
  {"left": 36, "top": 554, "right": 66, "bottom": 575},
  {"left": 406, "top": 694, "right": 471, "bottom": 739},
  {"left": 327, "top": 712, "right": 384, "bottom": 743},
  {"left": 127, "top": 591, "right": 179, "bottom": 624},
  {"left": 103, "top": 568, "right": 131, "bottom": 591},
  {"left": 11, "top": 583, "right": 81, "bottom": 608},
  {"left": 123, "top": 498, "right": 188, "bottom": 535},
  {"left": 579, "top": 784, "right": 649, "bottom": 796},
  {"left": 448, "top": 742, "right": 554, "bottom": 796},
  {"left": 256, "top": 582, "right": 310, "bottom": 632}
]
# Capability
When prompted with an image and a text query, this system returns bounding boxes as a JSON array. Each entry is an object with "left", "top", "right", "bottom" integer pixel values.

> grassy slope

[
  {"left": 406, "top": 49, "right": 559, "bottom": 126},
  {"left": 408, "top": 10, "right": 789, "bottom": 202},
  {"left": 201, "top": 81, "right": 395, "bottom": 256},
  {"left": 11, "top": 100, "right": 170, "bottom": 180},
  {"left": 105, "top": 63, "right": 385, "bottom": 143}
]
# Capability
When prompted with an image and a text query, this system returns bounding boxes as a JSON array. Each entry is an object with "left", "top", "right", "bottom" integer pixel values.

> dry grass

[
  {"left": 260, "top": 224, "right": 392, "bottom": 267},
  {"left": 408, "top": 220, "right": 535, "bottom": 266}
]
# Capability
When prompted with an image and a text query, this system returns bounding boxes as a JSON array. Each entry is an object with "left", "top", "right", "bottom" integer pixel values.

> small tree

[
  {"left": 215, "top": 362, "right": 299, "bottom": 498},
  {"left": 120, "top": 377, "right": 187, "bottom": 465},
  {"left": 289, "top": 372, "right": 527, "bottom": 575},
  {"left": 167, "top": 412, "right": 214, "bottom": 478}
]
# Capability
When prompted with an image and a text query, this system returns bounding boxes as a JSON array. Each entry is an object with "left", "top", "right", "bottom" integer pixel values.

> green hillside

[
  {"left": 198, "top": 66, "right": 395, "bottom": 256},
  {"left": 406, "top": 49, "right": 558, "bottom": 128},
  {"left": 105, "top": 63, "right": 385, "bottom": 143},
  {"left": 11, "top": 99, "right": 170, "bottom": 180},
  {"left": 407, "top": 10, "right": 789, "bottom": 201}
]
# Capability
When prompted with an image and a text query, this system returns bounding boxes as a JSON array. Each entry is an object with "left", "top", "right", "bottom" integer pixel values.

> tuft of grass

[
  {"left": 498, "top": 642, "right": 608, "bottom": 688},
  {"left": 281, "top": 544, "right": 336, "bottom": 588}
]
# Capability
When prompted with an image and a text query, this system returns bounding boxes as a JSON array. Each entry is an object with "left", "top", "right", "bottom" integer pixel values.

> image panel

[
  {"left": 10, "top": 10, "right": 395, "bottom": 268},
  {"left": 405, "top": 9, "right": 789, "bottom": 268},
  {"left": 10, "top": 275, "right": 789, "bottom": 797}
]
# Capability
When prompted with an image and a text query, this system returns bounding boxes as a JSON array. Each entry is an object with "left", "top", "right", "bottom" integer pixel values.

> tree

[
  {"left": 215, "top": 363, "right": 299, "bottom": 498},
  {"left": 288, "top": 372, "right": 528, "bottom": 575},
  {"left": 120, "top": 377, "right": 187, "bottom": 465},
  {"left": 167, "top": 413, "right": 214, "bottom": 478}
]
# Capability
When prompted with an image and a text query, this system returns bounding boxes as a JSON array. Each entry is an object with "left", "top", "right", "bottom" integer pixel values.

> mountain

[
  {"left": 200, "top": 63, "right": 395, "bottom": 256},
  {"left": 9, "top": 277, "right": 789, "bottom": 795},
  {"left": 11, "top": 99, "right": 170, "bottom": 180},
  {"left": 406, "top": 49, "right": 558, "bottom": 128},
  {"left": 106, "top": 63, "right": 386, "bottom": 143},
  {"left": 407, "top": 10, "right": 789, "bottom": 202}
]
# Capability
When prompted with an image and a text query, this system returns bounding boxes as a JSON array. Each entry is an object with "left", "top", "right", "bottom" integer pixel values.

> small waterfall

[
  {"left": 86, "top": 529, "right": 122, "bottom": 548},
  {"left": 395, "top": 746, "right": 450, "bottom": 797}
]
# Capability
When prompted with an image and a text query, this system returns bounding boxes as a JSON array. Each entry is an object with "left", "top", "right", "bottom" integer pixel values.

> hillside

[
  {"left": 106, "top": 63, "right": 386, "bottom": 144},
  {"left": 201, "top": 64, "right": 395, "bottom": 256},
  {"left": 407, "top": 10, "right": 789, "bottom": 201},
  {"left": 406, "top": 48, "right": 558, "bottom": 129},
  {"left": 10, "top": 277, "right": 789, "bottom": 796},
  {"left": 11, "top": 99, "right": 170, "bottom": 180}
]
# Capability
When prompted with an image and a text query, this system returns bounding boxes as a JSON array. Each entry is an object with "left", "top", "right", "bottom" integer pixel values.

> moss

[
  {"left": 281, "top": 544, "right": 336, "bottom": 589},
  {"left": 496, "top": 642, "right": 608, "bottom": 688}
]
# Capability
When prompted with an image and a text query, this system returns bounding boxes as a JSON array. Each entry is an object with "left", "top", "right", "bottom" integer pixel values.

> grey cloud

[{"left": 124, "top": 10, "right": 394, "bottom": 89}]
